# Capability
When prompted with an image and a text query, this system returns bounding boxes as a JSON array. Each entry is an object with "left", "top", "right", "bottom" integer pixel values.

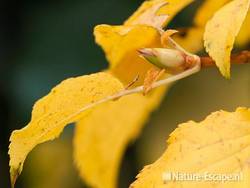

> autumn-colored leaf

[
  {"left": 204, "top": 0, "right": 250, "bottom": 78},
  {"left": 8, "top": 72, "right": 124, "bottom": 187},
  {"left": 131, "top": 107, "right": 250, "bottom": 188},
  {"left": 74, "top": 86, "right": 168, "bottom": 188}
]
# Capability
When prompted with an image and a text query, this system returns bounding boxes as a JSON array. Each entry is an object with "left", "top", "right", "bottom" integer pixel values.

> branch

[
  {"left": 70, "top": 50, "right": 249, "bottom": 119},
  {"left": 200, "top": 50, "right": 250, "bottom": 68},
  {"left": 89, "top": 50, "right": 250, "bottom": 106}
]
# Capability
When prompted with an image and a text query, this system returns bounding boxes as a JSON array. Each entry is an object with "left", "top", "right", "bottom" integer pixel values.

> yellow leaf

[
  {"left": 174, "top": 0, "right": 229, "bottom": 53},
  {"left": 74, "top": 86, "right": 168, "bottom": 188},
  {"left": 204, "top": 0, "right": 250, "bottom": 78},
  {"left": 8, "top": 72, "right": 124, "bottom": 187},
  {"left": 236, "top": 11, "right": 250, "bottom": 46},
  {"left": 131, "top": 107, "right": 250, "bottom": 188}
]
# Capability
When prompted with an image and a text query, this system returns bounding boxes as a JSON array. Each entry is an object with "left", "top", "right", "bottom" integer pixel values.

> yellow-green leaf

[
  {"left": 74, "top": 86, "right": 168, "bottom": 188},
  {"left": 131, "top": 107, "right": 250, "bottom": 188},
  {"left": 8, "top": 72, "right": 124, "bottom": 187},
  {"left": 204, "top": 0, "right": 250, "bottom": 78}
]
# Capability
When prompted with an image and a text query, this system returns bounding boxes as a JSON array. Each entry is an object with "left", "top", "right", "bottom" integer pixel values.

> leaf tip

[
  {"left": 9, "top": 134, "right": 25, "bottom": 188},
  {"left": 10, "top": 167, "right": 20, "bottom": 188},
  {"left": 219, "top": 64, "right": 231, "bottom": 79}
]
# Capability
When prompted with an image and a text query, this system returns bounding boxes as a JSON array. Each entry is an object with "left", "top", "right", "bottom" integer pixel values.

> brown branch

[{"left": 200, "top": 50, "right": 250, "bottom": 68}]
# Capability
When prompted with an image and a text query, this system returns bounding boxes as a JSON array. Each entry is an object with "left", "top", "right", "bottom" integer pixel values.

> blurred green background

[{"left": 0, "top": 0, "right": 249, "bottom": 187}]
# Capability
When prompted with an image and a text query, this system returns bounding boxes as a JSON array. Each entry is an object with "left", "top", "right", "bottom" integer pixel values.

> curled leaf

[
  {"left": 204, "top": 0, "right": 250, "bottom": 78},
  {"left": 131, "top": 107, "right": 250, "bottom": 188},
  {"left": 161, "top": 29, "right": 179, "bottom": 47}
]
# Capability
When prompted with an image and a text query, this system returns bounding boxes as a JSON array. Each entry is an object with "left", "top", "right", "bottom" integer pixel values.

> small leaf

[
  {"left": 131, "top": 107, "right": 250, "bottom": 188},
  {"left": 204, "top": 0, "right": 250, "bottom": 78},
  {"left": 143, "top": 68, "right": 165, "bottom": 94},
  {"left": 8, "top": 72, "right": 124, "bottom": 187}
]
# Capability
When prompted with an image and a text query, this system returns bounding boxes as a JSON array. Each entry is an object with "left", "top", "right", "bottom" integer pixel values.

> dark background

[{"left": 1, "top": 0, "right": 249, "bottom": 187}]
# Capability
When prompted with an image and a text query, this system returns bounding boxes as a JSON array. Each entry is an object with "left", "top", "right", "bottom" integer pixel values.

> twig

[{"left": 200, "top": 50, "right": 250, "bottom": 68}]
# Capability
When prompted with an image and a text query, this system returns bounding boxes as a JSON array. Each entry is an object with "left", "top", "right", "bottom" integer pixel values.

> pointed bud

[{"left": 138, "top": 48, "right": 185, "bottom": 70}]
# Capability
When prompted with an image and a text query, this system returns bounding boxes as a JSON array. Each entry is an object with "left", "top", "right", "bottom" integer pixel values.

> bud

[{"left": 138, "top": 48, "right": 185, "bottom": 70}]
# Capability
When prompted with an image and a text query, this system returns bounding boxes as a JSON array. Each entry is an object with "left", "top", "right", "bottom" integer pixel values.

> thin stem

[
  {"left": 200, "top": 50, "right": 250, "bottom": 68},
  {"left": 77, "top": 62, "right": 201, "bottom": 114}
]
